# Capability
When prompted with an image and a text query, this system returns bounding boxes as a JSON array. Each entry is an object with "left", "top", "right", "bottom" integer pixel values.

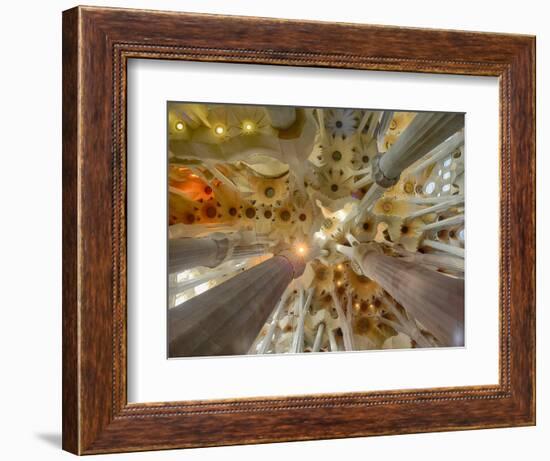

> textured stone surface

[
  {"left": 169, "top": 255, "right": 296, "bottom": 356},
  {"left": 361, "top": 252, "right": 464, "bottom": 346}
]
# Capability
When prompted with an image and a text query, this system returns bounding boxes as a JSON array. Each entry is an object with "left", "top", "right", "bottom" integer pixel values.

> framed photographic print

[{"left": 62, "top": 6, "right": 535, "bottom": 454}]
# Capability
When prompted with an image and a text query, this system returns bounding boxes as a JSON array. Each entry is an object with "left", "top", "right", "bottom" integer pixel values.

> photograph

[
  {"left": 1, "top": 1, "right": 531, "bottom": 456},
  {"left": 167, "top": 103, "right": 466, "bottom": 358}
]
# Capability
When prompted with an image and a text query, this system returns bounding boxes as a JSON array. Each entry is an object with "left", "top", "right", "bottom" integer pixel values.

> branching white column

[
  {"left": 169, "top": 265, "right": 239, "bottom": 300},
  {"left": 379, "top": 296, "right": 433, "bottom": 348},
  {"left": 376, "top": 111, "right": 394, "bottom": 149},
  {"left": 168, "top": 237, "right": 268, "bottom": 273},
  {"left": 422, "top": 240, "right": 465, "bottom": 258},
  {"left": 327, "top": 327, "right": 339, "bottom": 352},
  {"left": 395, "top": 249, "right": 464, "bottom": 273},
  {"left": 406, "top": 130, "right": 464, "bottom": 176},
  {"left": 257, "top": 288, "right": 292, "bottom": 354},
  {"left": 331, "top": 291, "right": 354, "bottom": 351},
  {"left": 291, "top": 288, "right": 314, "bottom": 353},
  {"left": 421, "top": 214, "right": 464, "bottom": 231},
  {"left": 360, "top": 251, "right": 464, "bottom": 347},
  {"left": 168, "top": 251, "right": 306, "bottom": 357},
  {"left": 354, "top": 112, "right": 464, "bottom": 218},
  {"left": 312, "top": 323, "right": 325, "bottom": 352},
  {"left": 406, "top": 196, "right": 464, "bottom": 220},
  {"left": 376, "top": 113, "right": 464, "bottom": 183}
]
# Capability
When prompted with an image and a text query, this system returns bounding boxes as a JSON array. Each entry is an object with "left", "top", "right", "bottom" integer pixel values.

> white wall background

[{"left": 0, "top": 1, "right": 546, "bottom": 459}]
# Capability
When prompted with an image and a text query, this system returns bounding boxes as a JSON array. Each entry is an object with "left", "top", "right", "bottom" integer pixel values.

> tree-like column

[
  {"left": 360, "top": 251, "right": 464, "bottom": 347},
  {"left": 168, "top": 251, "right": 305, "bottom": 357},
  {"left": 168, "top": 237, "right": 267, "bottom": 273}
]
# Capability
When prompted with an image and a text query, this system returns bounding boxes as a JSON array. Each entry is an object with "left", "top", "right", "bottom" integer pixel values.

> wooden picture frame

[{"left": 62, "top": 5, "right": 536, "bottom": 454}]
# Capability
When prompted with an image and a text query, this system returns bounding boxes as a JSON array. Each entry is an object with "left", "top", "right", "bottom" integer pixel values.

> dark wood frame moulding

[{"left": 62, "top": 5, "right": 536, "bottom": 455}]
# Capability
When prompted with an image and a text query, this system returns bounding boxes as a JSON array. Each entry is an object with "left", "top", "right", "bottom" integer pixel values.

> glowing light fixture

[
  {"left": 214, "top": 124, "right": 226, "bottom": 136},
  {"left": 242, "top": 120, "right": 255, "bottom": 133},
  {"left": 295, "top": 243, "right": 308, "bottom": 256},
  {"left": 294, "top": 243, "right": 309, "bottom": 257},
  {"left": 175, "top": 120, "right": 185, "bottom": 131}
]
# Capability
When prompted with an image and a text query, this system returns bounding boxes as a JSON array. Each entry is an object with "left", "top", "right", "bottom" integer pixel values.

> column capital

[
  {"left": 277, "top": 250, "right": 306, "bottom": 279},
  {"left": 372, "top": 154, "right": 400, "bottom": 188}
]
